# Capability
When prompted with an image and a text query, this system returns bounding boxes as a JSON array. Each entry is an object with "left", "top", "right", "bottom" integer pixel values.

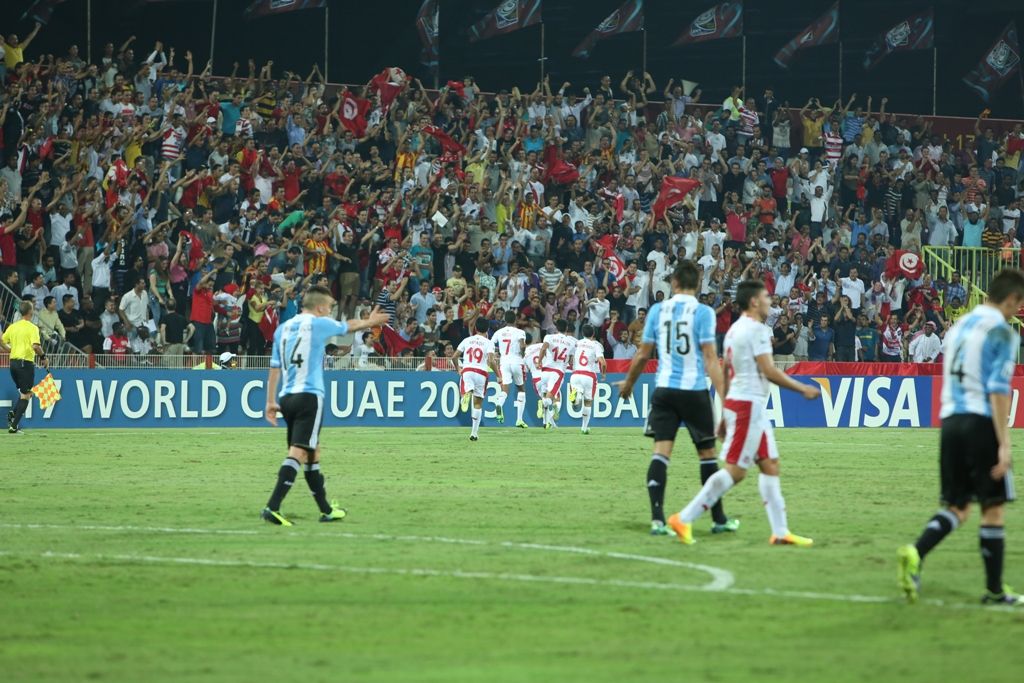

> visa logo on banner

[{"left": 811, "top": 377, "right": 925, "bottom": 427}]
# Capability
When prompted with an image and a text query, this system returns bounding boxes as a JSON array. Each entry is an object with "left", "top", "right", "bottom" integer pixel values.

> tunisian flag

[
  {"left": 338, "top": 92, "right": 370, "bottom": 137},
  {"left": 774, "top": 1, "right": 839, "bottom": 68},
  {"left": 374, "top": 325, "right": 423, "bottom": 356},
  {"left": 884, "top": 250, "right": 925, "bottom": 280},
  {"left": 652, "top": 176, "right": 700, "bottom": 219},
  {"left": 572, "top": 0, "right": 644, "bottom": 59},
  {"left": 422, "top": 125, "right": 467, "bottom": 156}
]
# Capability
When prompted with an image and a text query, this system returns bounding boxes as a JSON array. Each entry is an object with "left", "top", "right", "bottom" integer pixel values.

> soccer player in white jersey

[
  {"left": 568, "top": 324, "right": 606, "bottom": 434},
  {"left": 538, "top": 320, "right": 577, "bottom": 429},
  {"left": 619, "top": 261, "right": 738, "bottom": 536},
  {"left": 491, "top": 310, "right": 529, "bottom": 428},
  {"left": 899, "top": 269, "right": 1024, "bottom": 606},
  {"left": 524, "top": 337, "right": 545, "bottom": 418},
  {"left": 456, "top": 318, "right": 499, "bottom": 441},
  {"left": 665, "top": 279, "right": 820, "bottom": 546},
  {"left": 261, "top": 286, "right": 390, "bottom": 526}
]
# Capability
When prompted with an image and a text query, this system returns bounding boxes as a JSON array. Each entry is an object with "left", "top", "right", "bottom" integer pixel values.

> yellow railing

[{"left": 922, "top": 246, "right": 1019, "bottom": 307}]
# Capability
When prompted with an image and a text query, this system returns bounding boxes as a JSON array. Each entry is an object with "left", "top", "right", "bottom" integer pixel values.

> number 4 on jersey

[{"left": 288, "top": 337, "right": 305, "bottom": 369}]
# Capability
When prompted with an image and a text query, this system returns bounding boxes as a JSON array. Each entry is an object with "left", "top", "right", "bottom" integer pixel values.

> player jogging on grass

[
  {"left": 663, "top": 278, "right": 820, "bottom": 546},
  {"left": 524, "top": 336, "right": 544, "bottom": 418},
  {"left": 456, "top": 317, "right": 499, "bottom": 441},
  {"left": 898, "top": 268, "right": 1024, "bottom": 606},
  {"left": 491, "top": 311, "right": 529, "bottom": 428},
  {"left": 568, "top": 324, "right": 605, "bottom": 434},
  {"left": 261, "top": 286, "right": 390, "bottom": 526},
  {"left": 618, "top": 261, "right": 740, "bottom": 536},
  {"left": 1, "top": 300, "right": 48, "bottom": 435},
  {"left": 538, "top": 320, "right": 575, "bottom": 430}
]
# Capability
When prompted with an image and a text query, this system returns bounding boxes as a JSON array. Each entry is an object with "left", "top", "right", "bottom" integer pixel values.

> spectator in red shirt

[{"left": 190, "top": 269, "right": 216, "bottom": 354}]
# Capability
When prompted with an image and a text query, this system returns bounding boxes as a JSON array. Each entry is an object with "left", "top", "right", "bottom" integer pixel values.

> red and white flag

[
  {"left": 572, "top": 0, "right": 644, "bottom": 59},
  {"left": 370, "top": 67, "right": 409, "bottom": 116},
  {"left": 885, "top": 250, "right": 924, "bottom": 281},
  {"left": 422, "top": 125, "right": 467, "bottom": 156},
  {"left": 338, "top": 92, "right": 371, "bottom": 137},
  {"left": 652, "top": 177, "right": 700, "bottom": 219},
  {"left": 606, "top": 253, "right": 629, "bottom": 286},
  {"left": 673, "top": 1, "right": 743, "bottom": 46}
]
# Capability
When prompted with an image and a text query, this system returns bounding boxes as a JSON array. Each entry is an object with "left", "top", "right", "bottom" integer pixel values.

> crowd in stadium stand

[{"left": 1, "top": 22, "right": 1023, "bottom": 368}]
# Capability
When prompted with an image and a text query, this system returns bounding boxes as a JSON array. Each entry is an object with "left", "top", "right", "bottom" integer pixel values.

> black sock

[
  {"left": 304, "top": 463, "right": 332, "bottom": 514},
  {"left": 914, "top": 509, "right": 959, "bottom": 560},
  {"left": 266, "top": 458, "right": 300, "bottom": 511},
  {"left": 980, "top": 526, "right": 1006, "bottom": 594},
  {"left": 11, "top": 398, "right": 28, "bottom": 428},
  {"left": 701, "top": 459, "right": 728, "bottom": 525},
  {"left": 646, "top": 455, "right": 669, "bottom": 523}
]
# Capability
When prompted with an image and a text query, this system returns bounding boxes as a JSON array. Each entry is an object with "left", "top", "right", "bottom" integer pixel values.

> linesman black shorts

[
  {"left": 940, "top": 414, "right": 1016, "bottom": 508},
  {"left": 10, "top": 359, "right": 35, "bottom": 394},
  {"left": 279, "top": 392, "right": 324, "bottom": 453},
  {"left": 644, "top": 388, "right": 716, "bottom": 451}
]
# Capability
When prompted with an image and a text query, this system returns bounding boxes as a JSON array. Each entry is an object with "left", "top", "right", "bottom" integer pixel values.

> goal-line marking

[{"left": 0, "top": 523, "right": 1013, "bottom": 612}]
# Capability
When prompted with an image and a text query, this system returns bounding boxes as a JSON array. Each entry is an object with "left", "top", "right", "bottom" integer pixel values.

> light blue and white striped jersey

[
  {"left": 270, "top": 313, "right": 349, "bottom": 398},
  {"left": 642, "top": 293, "right": 716, "bottom": 391},
  {"left": 940, "top": 304, "right": 1016, "bottom": 419}
]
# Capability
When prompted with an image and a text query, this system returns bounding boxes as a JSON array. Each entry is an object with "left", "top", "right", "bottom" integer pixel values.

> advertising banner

[{"left": 0, "top": 370, "right": 986, "bottom": 430}]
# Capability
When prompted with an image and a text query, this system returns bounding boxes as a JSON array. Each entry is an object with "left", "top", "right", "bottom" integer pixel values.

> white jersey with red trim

[
  {"left": 457, "top": 334, "right": 495, "bottom": 373},
  {"left": 723, "top": 314, "right": 773, "bottom": 401},
  {"left": 542, "top": 333, "right": 577, "bottom": 371},
  {"left": 492, "top": 325, "right": 527, "bottom": 360},
  {"left": 524, "top": 343, "right": 544, "bottom": 376},
  {"left": 573, "top": 338, "right": 604, "bottom": 375}
]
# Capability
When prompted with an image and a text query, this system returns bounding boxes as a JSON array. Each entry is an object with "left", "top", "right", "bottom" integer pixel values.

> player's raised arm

[
  {"left": 755, "top": 353, "right": 820, "bottom": 400},
  {"left": 345, "top": 306, "right": 390, "bottom": 332}
]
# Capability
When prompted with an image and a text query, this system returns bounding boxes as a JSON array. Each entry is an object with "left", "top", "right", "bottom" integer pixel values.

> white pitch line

[
  {"left": 0, "top": 522, "right": 730, "bottom": 590},
  {"left": 1, "top": 523, "right": 1016, "bottom": 612},
  {"left": 1, "top": 549, "right": 1015, "bottom": 612}
]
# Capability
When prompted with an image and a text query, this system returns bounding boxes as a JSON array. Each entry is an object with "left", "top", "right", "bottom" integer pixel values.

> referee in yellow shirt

[{"left": 2, "top": 301, "right": 48, "bottom": 435}]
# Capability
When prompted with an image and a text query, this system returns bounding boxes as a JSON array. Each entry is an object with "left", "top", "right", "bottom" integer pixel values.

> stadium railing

[{"left": 0, "top": 279, "right": 90, "bottom": 361}]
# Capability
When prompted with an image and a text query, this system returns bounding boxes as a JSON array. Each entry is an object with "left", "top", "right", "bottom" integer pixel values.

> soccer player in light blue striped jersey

[
  {"left": 899, "top": 269, "right": 1024, "bottom": 606},
  {"left": 261, "top": 286, "right": 390, "bottom": 526},
  {"left": 617, "top": 261, "right": 737, "bottom": 537}
]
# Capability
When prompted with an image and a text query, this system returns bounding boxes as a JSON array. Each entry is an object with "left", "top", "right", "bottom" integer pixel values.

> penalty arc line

[{"left": 0, "top": 523, "right": 1016, "bottom": 612}]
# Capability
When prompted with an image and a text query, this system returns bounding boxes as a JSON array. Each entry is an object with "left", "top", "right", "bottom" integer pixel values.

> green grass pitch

[{"left": 2, "top": 427, "right": 1023, "bottom": 682}]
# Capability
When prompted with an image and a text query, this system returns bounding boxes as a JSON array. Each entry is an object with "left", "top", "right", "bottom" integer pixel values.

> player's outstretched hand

[
  {"left": 800, "top": 384, "right": 821, "bottom": 401},
  {"left": 992, "top": 442, "right": 1013, "bottom": 480},
  {"left": 614, "top": 380, "right": 635, "bottom": 400},
  {"left": 264, "top": 401, "right": 280, "bottom": 426},
  {"left": 366, "top": 306, "right": 391, "bottom": 328}
]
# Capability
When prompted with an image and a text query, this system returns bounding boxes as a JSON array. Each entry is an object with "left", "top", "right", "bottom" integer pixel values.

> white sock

[
  {"left": 758, "top": 473, "right": 789, "bottom": 538},
  {"left": 514, "top": 394, "right": 525, "bottom": 423},
  {"left": 581, "top": 404, "right": 591, "bottom": 431},
  {"left": 542, "top": 397, "right": 553, "bottom": 425},
  {"left": 471, "top": 407, "right": 482, "bottom": 437},
  {"left": 680, "top": 469, "right": 735, "bottom": 523}
]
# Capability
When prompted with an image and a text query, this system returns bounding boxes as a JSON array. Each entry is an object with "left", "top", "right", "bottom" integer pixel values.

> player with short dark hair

[
  {"left": 665, "top": 279, "right": 821, "bottom": 546},
  {"left": 538, "top": 319, "right": 576, "bottom": 429},
  {"left": 2, "top": 301, "right": 48, "bottom": 435},
  {"left": 261, "top": 286, "right": 390, "bottom": 526},
  {"left": 617, "top": 261, "right": 739, "bottom": 536},
  {"left": 899, "top": 268, "right": 1024, "bottom": 605},
  {"left": 568, "top": 324, "right": 606, "bottom": 434},
  {"left": 456, "top": 317, "right": 500, "bottom": 441},
  {"left": 491, "top": 310, "right": 529, "bottom": 428}
]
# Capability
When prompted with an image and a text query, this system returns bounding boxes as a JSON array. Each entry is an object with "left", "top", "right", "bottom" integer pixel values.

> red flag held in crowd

[
  {"left": 773, "top": 2, "right": 839, "bottom": 69},
  {"left": 370, "top": 67, "right": 409, "bottom": 116},
  {"left": 374, "top": 325, "right": 423, "bottom": 356},
  {"left": 673, "top": 1, "right": 743, "bottom": 46},
  {"left": 652, "top": 177, "right": 700, "bottom": 219},
  {"left": 422, "top": 125, "right": 467, "bottom": 156},
  {"left": 543, "top": 144, "right": 579, "bottom": 186},
  {"left": 963, "top": 22, "right": 1021, "bottom": 102},
  {"left": 884, "top": 250, "right": 925, "bottom": 281},
  {"left": 338, "top": 92, "right": 370, "bottom": 137},
  {"left": 605, "top": 253, "right": 628, "bottom": 286},
  {"left": 468, "top": 0, "right": 542, "bottom": 43},
  {"left": 416, "top": 0, "right": 439, "bottom": 69},
  {"left": 244, "top": 0, "right": 325, "bottom": 20},
  {"left": 572, "top": 0, "right": 644, "bottom": 59},
  {"left": 862, "top": 8, "right": 934, "bottom": 70}
]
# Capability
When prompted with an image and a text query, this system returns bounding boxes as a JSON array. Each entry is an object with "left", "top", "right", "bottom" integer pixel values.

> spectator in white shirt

[
  {"left": 608, "top": 327, "right": 638, "bottom": 359},
  {"left": 585, "top": 287, "right": 611, "bottom": 327},
  {"left": 840, "top": 267, "right": 866, "bottom": 311},
  {"left": 118, "top": 277, "right": 151, "bottom": 334},
  {"left": 929, "top": 206, "right": 958, "bottom": 246},
  {"left": 774, "top": 261, "right": 796, "bottom": 297},
  {"left": 908, "top": 323, "right": 942, "bottom": 363}
]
